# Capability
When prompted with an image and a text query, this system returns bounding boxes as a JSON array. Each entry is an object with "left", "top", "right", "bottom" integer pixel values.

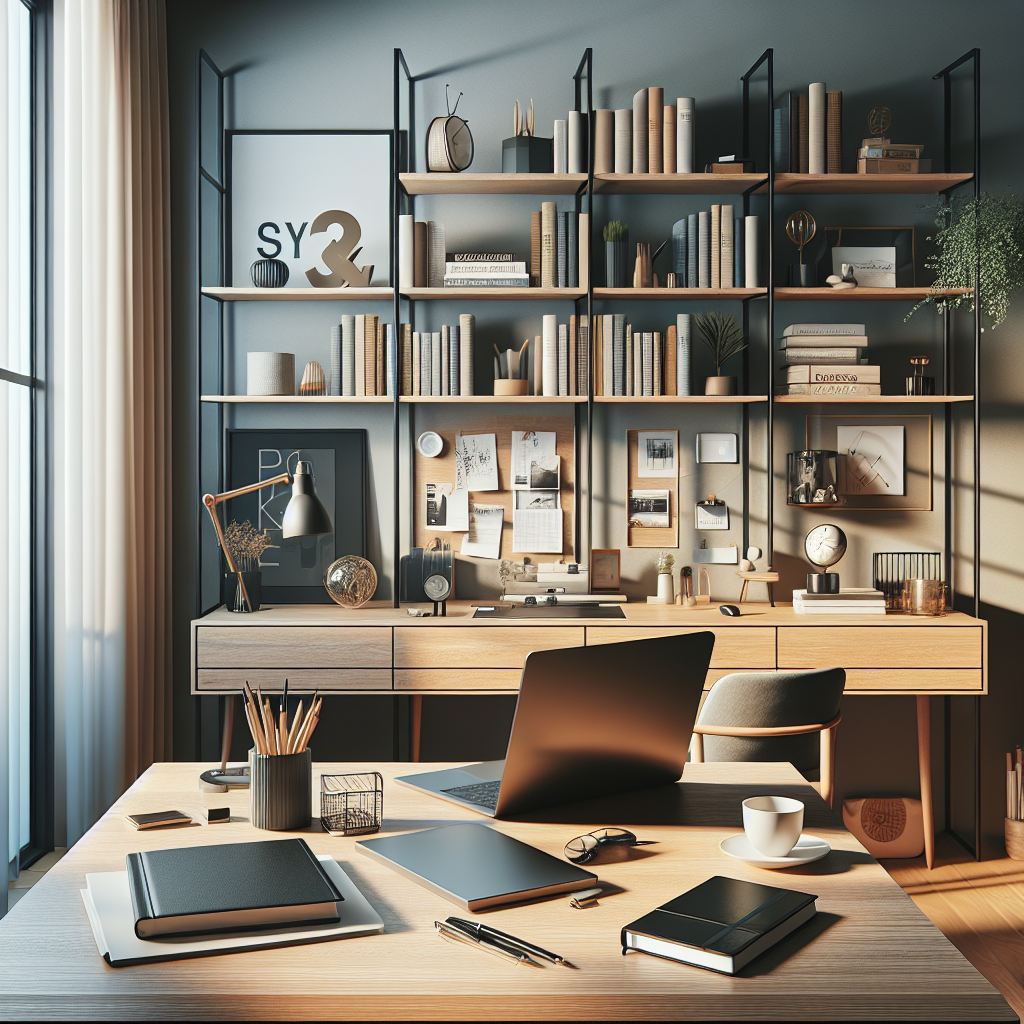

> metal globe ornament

[{"left": 324, "top": 556, "right": 378, "bottom": 609}]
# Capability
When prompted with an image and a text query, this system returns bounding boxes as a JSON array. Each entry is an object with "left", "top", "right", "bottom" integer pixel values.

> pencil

[
  {"left": 243, "top": 697, "right": 264, "bottom": 753},
  {"left": 243, "top": 683, "right": 267, "bottom": 752},
  {"left": 286, "top": 699, "right": 304, "bottom": 754}
]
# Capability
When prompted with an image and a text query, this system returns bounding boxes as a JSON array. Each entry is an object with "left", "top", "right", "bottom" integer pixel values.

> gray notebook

[{"left": 356, "top": 823, "right": 597, "bottom": 911}]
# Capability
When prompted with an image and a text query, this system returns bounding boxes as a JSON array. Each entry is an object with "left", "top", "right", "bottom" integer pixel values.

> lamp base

[{"left": 807, "top": 572, "right": 840, "bottom": 594}]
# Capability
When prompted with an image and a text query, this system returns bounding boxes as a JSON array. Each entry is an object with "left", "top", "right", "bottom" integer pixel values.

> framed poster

[
  {"left": 224, "top": 429, "right": 367, "bottom": 604},
  {"left": 227, "top": 130, "right": 393, "bottom": 288}
]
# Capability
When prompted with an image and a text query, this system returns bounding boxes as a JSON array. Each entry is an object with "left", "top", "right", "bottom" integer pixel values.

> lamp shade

[{"left": 282, "top": 460, "right": 333, "bottom": 538}]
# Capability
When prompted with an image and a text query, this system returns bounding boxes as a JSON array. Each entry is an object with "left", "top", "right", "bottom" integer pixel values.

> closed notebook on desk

[
  {"left": 622, "top": 876, "right": 817, "bottom": 975},
  {"left": 356, "top": 822, "right": 597, "bottom": 910},
  {"left": 126, "top": 838, "right": 343, "bottom": 938}
]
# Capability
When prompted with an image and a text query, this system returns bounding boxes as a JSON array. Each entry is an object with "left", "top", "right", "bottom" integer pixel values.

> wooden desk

[
  {"left": 0, "top": 762, "right": 1011, "bottom": 1020},
  {"left": 191, "top": 602, "right": 988, "bottom": 869}
]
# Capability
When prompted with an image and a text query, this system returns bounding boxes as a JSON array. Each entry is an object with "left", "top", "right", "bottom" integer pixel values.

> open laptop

[{"left": 395, "top": 631, "right": 715, "bottom": 818}]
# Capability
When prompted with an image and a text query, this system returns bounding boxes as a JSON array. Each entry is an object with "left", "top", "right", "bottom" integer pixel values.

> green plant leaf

[{"left": 694, "top": 311, "right": 747, "bottom": 376}]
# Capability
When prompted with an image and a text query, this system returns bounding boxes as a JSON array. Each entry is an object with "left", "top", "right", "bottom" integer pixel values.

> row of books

[
  {"left": 397, "top": 219, "right": 447, "bottom": 288},
  {"left": 532, "top": 206, "right": 588, "bottom": 288},
  {"left": 592, "top": 92, "right": 696, "bottom": 174},
  {"left": 777, "top": 323, "right": 880, "bottom": 396},
  {"left": 400, "top": 318, "right": 476, "bottom": 396},
  {"left": 774, "top": 86, "right": 842, "bottom": 174},
  {"left": 671, "top": 210, "right": 758, "bottom": 289},
  {"left": 857, "top": 138, "right": 930, "bottom": 174},
  {"left": 329, "top": 315, "right": 395, "bottom": 397},
  {"left": 593, "top": 313, "right": 694, "bottom": 397}
]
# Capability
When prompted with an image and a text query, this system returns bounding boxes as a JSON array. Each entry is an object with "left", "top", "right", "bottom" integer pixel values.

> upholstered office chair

[{"left": 691, "top": 668, "right": 846, "bottom": 806}]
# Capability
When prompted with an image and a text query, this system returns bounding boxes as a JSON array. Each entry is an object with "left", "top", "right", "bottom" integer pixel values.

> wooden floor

[{"left": 882, "top": 835, "right": 1024, "bottom": 1021}]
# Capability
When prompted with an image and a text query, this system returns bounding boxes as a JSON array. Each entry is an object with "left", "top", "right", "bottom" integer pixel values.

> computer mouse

[{"left": 719, "top": 604, "right": 741, "bottom": 617}]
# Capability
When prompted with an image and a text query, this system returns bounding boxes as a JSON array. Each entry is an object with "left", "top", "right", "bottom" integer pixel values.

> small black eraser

[{"left": 207, "top": 807, "right": 231, "bottom": 823}]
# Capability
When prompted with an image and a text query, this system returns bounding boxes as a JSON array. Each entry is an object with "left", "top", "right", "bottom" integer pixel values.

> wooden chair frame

[{"left": 691, "top": 713, "right": 842, "bottom": 806}]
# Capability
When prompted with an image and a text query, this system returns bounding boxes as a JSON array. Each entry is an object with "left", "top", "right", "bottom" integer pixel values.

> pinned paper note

[
  {"left": 425, "top": 483, "right": 469, "bottom": 531},
  {"left": 461, "top": 503, "right": 503, "bottom": 559},
  {"left": 511, "top": 431, "right": 555, "bottom": 489},
  {"left": 456, "top": 433, "right": 499, "bottom": 491},
  {"left": 512, "top": 508, "right": 563, "bottom": 553}
]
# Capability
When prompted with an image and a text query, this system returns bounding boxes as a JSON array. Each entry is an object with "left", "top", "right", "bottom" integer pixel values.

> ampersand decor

[{"left": 305, "top": 209, "right": 374, "bottom": 288}]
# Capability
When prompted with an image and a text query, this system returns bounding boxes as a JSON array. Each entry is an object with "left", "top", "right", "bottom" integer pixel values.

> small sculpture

[
  {"left": 324, "top": 555, "right": 378, "bottom": 609},
  {"left": 513, "top": 99, "right": 535, "bottom": 137},
  {"left": 867, "top": 106, "right": 893, "bottom": 139},
  {"left": 786, "top": 210, "right": 817, "bottom": 264},
  {"left": 300, "top": 361, "right": 326, "bottom": 396},
  {"left": 826, "top": 263, "right": 858, "bottom": 290}
]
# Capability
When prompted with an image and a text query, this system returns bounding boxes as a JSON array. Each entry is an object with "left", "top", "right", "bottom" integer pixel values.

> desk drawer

[
  {"left": 586, "top": 627, "right": 775, "bottom": 668},
  {"left": 394, "top": 627, "right": 583, "bottom": 669},
  {"left": 196, "top": 626, "right": 392, "bottom": 669},
  {"left": 843, "top": 669, "right": 983, "bottom": 693},
  {"left": 777, "top": 626, "right": 982, "bottom": 669},
  {"left": 394, "top": 670, "right": 521, "bottom": 692},
  {"left": 195, "top": 669, "right": 391, "bottom": 692}
]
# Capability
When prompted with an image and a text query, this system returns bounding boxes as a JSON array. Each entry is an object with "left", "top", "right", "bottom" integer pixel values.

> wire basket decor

[
  {"left": 872, "top": 552, "right": 942, "bottom": 611},
  {"left": 320, "top": 772, "right": 384, "bottom": 836}
]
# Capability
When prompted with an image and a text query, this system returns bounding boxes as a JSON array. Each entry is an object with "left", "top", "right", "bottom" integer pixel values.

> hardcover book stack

[
  {"left": 777, "top": 323, "right": 880, "bottom": 397},
  {"left": 591, "top": 90, "right": 696, "bottom": 174},
  {"left": 443, "top": 252, "right": 528, "bottom": 288},
  {"left": 774, "top": 85, "right": 842, "bottom": 174},
  {"left": 670, "top": 209, "right": 759, "bottom": 289},
  {"left": 857, "top": 139, "right": 930, "bottom": 174},
  {"left": 591, "top": 313, "right": 692, "bottom": 397},
  {"left": 793, "top": 588, "right": 887, "bottom": 614}
]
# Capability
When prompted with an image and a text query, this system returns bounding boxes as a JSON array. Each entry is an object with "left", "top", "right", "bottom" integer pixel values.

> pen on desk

[
  {"left": 435, "top": 920, "right": 540, "bottom": 966},
  {"left": 446, "top": 917, "right": 577, "bottom": 968}
]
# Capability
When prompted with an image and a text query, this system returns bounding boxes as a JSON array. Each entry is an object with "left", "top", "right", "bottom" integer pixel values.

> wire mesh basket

[
  {"left": 320, "top": 772, "right": 383, "bottom": 836},
  {"left": 872, "top": 552, "right": 942, "bottom": 611}
]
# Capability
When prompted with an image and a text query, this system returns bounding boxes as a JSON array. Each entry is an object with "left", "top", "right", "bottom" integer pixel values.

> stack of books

[
  {"left": 793, "top": 588, "right": 887, "bottom": 614},
  {"left": 777, "top": 323, "right": 880, "bottom": 397},
  {"left": 669, "top": 207, "right": 757, "bottom": 289},
  {"left": 400, "top": 315, "right": 475, "bottom": 397},
  {"left": 591, "top": 314, "right": 691, "bottom": 397},
  {"left": 530, "top": 205, "right": 587, "bottom": 288},
  {"left": 857, "top": 139, "right": 930, "bottom": 174},
  {"left": 591, "top": 91, "right": 696, "bottom": 174},
  {"left": 443, "top": 252, "right": 528, "bottom": 289},
  {"left": 774, "top": 86, "right": 842, "bottom": 174},
  {"left": 330, "top": 315, "right": 395, "bottom": 397}
]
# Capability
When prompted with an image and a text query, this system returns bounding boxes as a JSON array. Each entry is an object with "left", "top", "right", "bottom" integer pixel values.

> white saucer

[{"left": 719, "top": 833, "right": 831, "bottom": 869}]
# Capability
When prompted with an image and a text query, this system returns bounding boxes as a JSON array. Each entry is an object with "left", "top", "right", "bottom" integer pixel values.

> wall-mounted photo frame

[
  {"left": 591, "top": 549, "right": 621, "bottom": 592},
  {"left": 805, "top": 414, "right": 932, "bottom": 511},
  {"left": 627, "top": 429, "right": 679, "bottom": 547},
  {"left": 228, "top": 130, "right": 394, "bottom": 288},
  {"left": 224, "top": 429, "right": 367, "bottom": 604}
]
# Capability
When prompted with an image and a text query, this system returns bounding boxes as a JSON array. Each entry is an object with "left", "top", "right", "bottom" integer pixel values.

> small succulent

[
  {"left": 657, "top": 551, "right": 675, "bottom": 575},
  {"left": 694, "top": 311, "right": 747, "bottom": 376},
  {"left": 603, "top": 220, "right": 629, "bottom": 242}
]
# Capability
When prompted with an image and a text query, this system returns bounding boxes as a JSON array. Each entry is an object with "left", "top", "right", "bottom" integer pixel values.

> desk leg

[
  {"left": 220, "top": 694, "right": 236, "bottom": 771},
  {"left": 916, "top": 695, "right": 935, "bottom": 870},
  {"left": 411, "top": 695, "right": 423, "bottom": 762}
]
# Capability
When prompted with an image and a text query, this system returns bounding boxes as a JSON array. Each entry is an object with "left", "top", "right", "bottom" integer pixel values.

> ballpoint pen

[
  {"left": 434, "top": 920, "right": 541, "bottom": 967},
  {"left": 446, "top": 917, "right": 577, "bottom": 968}
]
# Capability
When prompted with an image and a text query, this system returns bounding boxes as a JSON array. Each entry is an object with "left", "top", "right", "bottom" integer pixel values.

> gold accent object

[
  {"left": 868, "top": 106, "right": 892, "bottom": 137},
  {"left": 786, "top": 210, "right": 817, "bottom": 264}
]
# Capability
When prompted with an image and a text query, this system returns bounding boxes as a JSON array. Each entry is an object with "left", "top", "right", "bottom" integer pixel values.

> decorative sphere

[{"left": 324, "top": 556, "right": 377, "bottom": 609}]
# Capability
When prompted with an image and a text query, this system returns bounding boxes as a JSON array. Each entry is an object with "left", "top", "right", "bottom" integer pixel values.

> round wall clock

[{"left": 426, "top": 86, "right": 474, "bottom": 172}]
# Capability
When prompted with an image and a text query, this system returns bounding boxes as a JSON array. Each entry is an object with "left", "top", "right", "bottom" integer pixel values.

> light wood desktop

[
  {"left": 191, "top": 600, "right": 988, "bottom": 870},
  {"left": 0, "top": 761, "right": 1011, "bottom": 1020}
]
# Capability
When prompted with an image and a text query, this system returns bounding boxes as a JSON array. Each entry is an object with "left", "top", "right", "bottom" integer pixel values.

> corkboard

[
  {"left": 626, "top": 428, "right": 679, "bottom": 548},
  {"left": 413, "top": 412, "right": 575, "bottom": 564}
]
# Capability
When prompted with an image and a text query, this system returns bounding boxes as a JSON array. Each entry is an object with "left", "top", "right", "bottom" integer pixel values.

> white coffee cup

[{"left": 742, "top": 796, "right": 805, "bottom": 857}]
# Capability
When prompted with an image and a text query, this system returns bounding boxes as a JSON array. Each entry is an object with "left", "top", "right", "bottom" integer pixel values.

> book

[
  {"left": 442, "top": 276, "right": 529, "bottom": 287},
  {"left": 782, "top": 348, "right": 861, "bottom": 365},
  {"left": 356, "top": 823, "right": 596, "bottom": 912},
  {"left": 698, "top": 211, "right": 710, "bottom": 288},
  {"left": 568, "top": 110, "right": 586, "bottom": 173},
  {"left": 612, "top": 314, "right": 626, "bottom": 396},
  {"left": 663, "top": 103, "right": 676, "bottom": 173},
  {"left": 354, "top": 315, "right": 366, "bottom": 396},
  {"left": 413, "top": 220, "right": 427, "bottom": 287},
  {"left": 621, "top": 876, "right": 817, "bottom": 975},
  {"left": 445, "top": 262, "right": 526, "bottom": 275},
  {"left": 330, "top": 323, "right": 342, "bottom": 396},
  {"left": 672, "top": 218, "right": 687, "bottom": 278},
  {"left": 795, "top": 587, "right": 884, "bottom": 601},
  {"left": 566, "top": 211, "right": 578, "bottom": 288},
  {"left": 665, "top": 323, "right": 677, "bottom": 396},
  {"left": 400, "top": 324, "right": 412, "bottom": 396},
  {"left": 594, "top": 108, "right": 614, "bottom": 173},
  {"left": 626, "top": 324, "right": 635, "bottom": 395},
  {"left": 677, "top": 313, "right": 691, "bottom": 396},
  {"left": 794, "top": 600, "right": 885, "bottom": 614},
  {"left": 558, "top": 323, "right": 568, "bottom": 396},
  {"left": 125, "top": 838, "right": 342, "bottom": 939},
  {"left": 412, "top": 330, "right": 421, "bottom": 396},
  {"left": 641, "top": 332, "right": 653, "bottom": 396},
  {"left": 441, "top": 326, "right": 450, "bottom": 396},
  {"left": 341, "top": 314, "right": 355, "bottom": 396},
  {"left": 781, "top": 335, "right": 868, "bottom": 348},
  {"left": 858, "top": 157, "right": 923, "bottom": 174},
  {"left": 778, "top": 383, "right": 882, "bottom": 396},
  {"left": 797, "top": 92, "right": 809, "bottom": 173},
  {"left": 858, "top": 144, "right": 924, "bottom": 159},
  {"left": 557, "top": 211, "right": 567, "bottom": 288},
  {"left": 398, "top": 215, "right": 414, "bottom": 289},
  {"left": 430, "top": 332, "right": 441, "bottom": 396},
  {"left": 459, "top": 313, "right": 475, "bottom": 396},
  {"left": 614, "top": 107, "right": 632, "bottom": 173},
  {"left": 632, "top": 89, "right": 648, "bottom": 173},
  {"left": 676, "top": 97, "right": 695, "bottom": 173},
  {"left": 721, "top": 206, "right": 734, "bottom": 288},
  {"left": 808, "top": 83, "right": 826, "bottom": 174},
  {"left": 530, "top": 212, "right": 541, "bottom": 287},
  {"left": 542, "top": 314, "right": 558, "bottom": 397},
  {"left": 419, "top": 332, "right": 431, "bottom": 396},
  {"left": 653, "top": 330, "right": 663, "bottom": 396},
  {"left": 578, "top": 213, "right": 589, "bottom": 291},
  {"left": 734, "top": 216, "right": 743, "bottom": 289},
  {"left": 553, "top": 118, "right": 567, "bottom": 174},
  {"left": 541, "top": 202, "right": 556, "bottom": 287},
  {"left": 648, "top": 87, "right": 664, "bottom": 173},
  {"left": 427, "top": 221, "right": 445, "bottom": 288},
  {"left": 449, "top": 324, "right": 460, "bottom": 396},
  {"left": 706, "top": 163, "right": 748, "bottom": 174},
  {"left": 447, "top": 252, "right": 518, "bottom": 262},
  {"left": 603, "top": 314, "right": 613, "bottom": 396},
  {"left": 773, "top": 92, "right": 794, "bottom": 172},
  {"left": 687, "top": 213, "right": 698, "bottom": 288},
  {"left": 744, "top": 215, "right": 758, "bottom": 288},
  {"left": 826, "top": 90, "right": 842, "bottom": 173},
  {"left": 568, "top": 314, "right": 577, "bottom": 396},
  {"left": 783, "top": 323, "right": 865, "bottom": 336},
  {"left": 710, "top": 205, "right": 721, "bottom": 289},
  {"left": 785, "top": 364, "right": 879, "bottom": 384},
  {"left": 365, "top": 314, "right": 378, "bottom": 396}
]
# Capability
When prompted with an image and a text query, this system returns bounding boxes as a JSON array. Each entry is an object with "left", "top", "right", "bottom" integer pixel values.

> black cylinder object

[
  {"left": 250, "top": 258, "right": 290, "bottom": 288},
  {"left": 249, "top": 748, "right": 312, "bottom": 830},
  {"left": 806, "top": 572, "right": 840, "bottom": 594}
]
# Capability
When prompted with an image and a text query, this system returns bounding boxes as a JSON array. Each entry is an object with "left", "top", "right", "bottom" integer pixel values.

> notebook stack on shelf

[
  {"left": 443, "top": 252, "right": 528, "bottom": 288},
  {"left": 777, "top": 323, "right": 880, "bottom": 397},
  {"left": 858, "top": 139, "right": 930, "bottom": 174},
  {"left": 793, "top": 588, "right": 887, "bottom": 614}
]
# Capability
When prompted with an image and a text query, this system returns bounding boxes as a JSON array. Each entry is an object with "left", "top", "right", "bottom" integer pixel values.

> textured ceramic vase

[
  {"left": 250, "top": 258, "right": 290, "bottom": 288},
  {"left": 605, "top": 239, "right": 629, "bottom": 287}
]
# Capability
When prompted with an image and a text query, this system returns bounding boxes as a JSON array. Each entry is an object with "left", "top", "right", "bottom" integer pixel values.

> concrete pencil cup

[{"left": 249, "top": 748, "right": 312, "bottom": 830}]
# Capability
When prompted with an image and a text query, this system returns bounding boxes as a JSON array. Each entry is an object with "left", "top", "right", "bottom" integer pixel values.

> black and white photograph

[
  {"left": 529, "top": 454, "right": 560, "bottom": 490},
  {"left": 515, "top": 490, "right": 558, "bottom": 510},
  {"left": 637, "top": 430, "right": 679, "bottom": 478},
  {"left": 628, "top": 489, "right": 671, "bottom": 528},
  {"left": 425, "top": 482, "right": 452, "bottom": 526}
]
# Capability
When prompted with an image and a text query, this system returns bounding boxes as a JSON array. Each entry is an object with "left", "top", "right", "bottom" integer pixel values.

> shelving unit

[
  {"left": 767, "top": 172, "right": 974, "bottom": 195},
  {"left": 200, "top": 286, "right": 394, "bottom": 301},
  {"left": 774, "top": 286, "right": 972, "bottom": 301}
]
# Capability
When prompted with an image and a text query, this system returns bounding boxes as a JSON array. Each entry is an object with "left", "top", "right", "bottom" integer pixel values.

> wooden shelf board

[
  {"left": 774, "top": 394, "right": 974, "bottom": 404},
  {"left": 399, "top": 395, "right": 587, "bottom": 404},
  {"left": 763, "top": 172, "right": 974, "bottom": 195},
  {"left": 774, "top": 287, "right": 973, "bottom": 301},
  {"left": 596, "top": 395, "right": 768, "bottom": 403},
  {"left": 201, "top": 287, "right": 393, "bottom": 301},
  {"left": 594, "top": 172, "right": 766, "bottom": 195},
  {"left": 402, "top": 287, "right": 585, "bottom": 300},
  {"left": 201, "top": 395, "right": 392, "bottom": 404},
  {"left": 399, "top": 172, "right": 587, "bottom": 195},
  {"left": 594, "top": 287, "right": 765, "bottom": 300}
]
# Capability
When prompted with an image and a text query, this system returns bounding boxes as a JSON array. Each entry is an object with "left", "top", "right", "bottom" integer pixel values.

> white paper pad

[
  {"left": 81, "top": 855, "right": 383, "bottom": 967},
  {"left": 512, "top": 508, "right": 563, "bottom": 554},
  {"left": 460, "top": 503, "right": 503, "bottom": 559}
]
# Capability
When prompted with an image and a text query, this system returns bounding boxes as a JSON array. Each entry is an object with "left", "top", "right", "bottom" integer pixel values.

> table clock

[
  {"left": 427, "top": 86, "right": 473, "bottom": 172},
  {"left": 804, "top": 523, "right": 847, "bottom": 594}
]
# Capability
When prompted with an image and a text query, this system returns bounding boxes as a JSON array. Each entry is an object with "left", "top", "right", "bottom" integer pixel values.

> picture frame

[
  {"left": 627, "top": 428, "right": 679, "bottom": 547},
  {"left": 805, "top": 414, "right": 932, "bottom": 511},
  {"left": 821, "top": 226, "right": 916, "bottom": 287},
  {"left": 591, "top": 549, "right": 621, "bottom": 592},
  {"left": 227, "top": 130, "right": 394, "bottom": 288},
  {"left": 224, "top": 429, "right": 367, "bottom": 604}
]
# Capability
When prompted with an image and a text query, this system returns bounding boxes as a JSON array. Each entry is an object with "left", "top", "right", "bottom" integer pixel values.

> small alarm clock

[
  {"left": 804, "top": 523, "right": 847, "bottom": 594},
  {"left": 427, "top": 86, "right": 474, "bottom": 173}
]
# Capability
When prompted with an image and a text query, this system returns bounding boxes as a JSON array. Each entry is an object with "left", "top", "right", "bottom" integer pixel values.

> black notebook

[
  {"left": 126, "top": 838, "right": 343, "bottom": 938},
  {"left": 621, "top": 876, "right": 817, "bottom": 975}
]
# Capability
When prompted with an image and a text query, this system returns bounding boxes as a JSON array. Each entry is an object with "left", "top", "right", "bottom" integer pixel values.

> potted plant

[
  {"left": 604, "top": 220, "right": 629, "bottom": 288},
  {"left": 694, "top": 311, "right": 747, "bottom": 396},
  {"left": 906, "top": 192, "right": 1024, "bottom": 328}
]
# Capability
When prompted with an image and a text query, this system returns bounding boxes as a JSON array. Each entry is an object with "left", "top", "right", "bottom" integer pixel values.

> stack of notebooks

[
  {"left": 777, "top": 323, "right": 880, "bottom": 397},
  {"left": 793, "top": 588, "right": 887, "bottom": 614},
  {"left": 443, "top": 252, "right": 527, "bottom": 289},
  {"left": 591, "top": 91, "right": 696, "bottom": 174},
  {"left": 592, "top": 313, "right": 693, "bottom": 397},
  {"left": 670, "top": 209, "right": 758, "bottom": 289},
  {"left": 774, "top": 85, "right": 842, "bottom": 174},
  {"left": 857, "top": 138, "right": 930, "bottom": 174},
  {"left": 329, "top": 315, "right": 395, "bottom": 397},
  {"left": 530, "top": 205, "right": 588, "bottom": 289}
]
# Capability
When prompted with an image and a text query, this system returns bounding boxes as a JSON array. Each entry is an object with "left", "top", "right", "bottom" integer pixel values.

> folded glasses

[{"left": 563, "top": 827, "right": 654, "bottom": 864}]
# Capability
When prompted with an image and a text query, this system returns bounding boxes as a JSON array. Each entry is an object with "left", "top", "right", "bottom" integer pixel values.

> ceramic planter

[{"left": 705, "top": 375, "right": 738, "bottom": 396}]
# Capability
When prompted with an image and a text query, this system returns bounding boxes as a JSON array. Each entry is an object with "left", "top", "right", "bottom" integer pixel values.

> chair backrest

[{"left": 697, "top": 668, "right": 846, "bottom": 772}]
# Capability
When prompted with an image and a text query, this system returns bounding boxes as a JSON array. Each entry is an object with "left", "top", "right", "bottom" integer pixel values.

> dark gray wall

[{"left": 166, "top": 0, "right": 1024, "bottom": 854}]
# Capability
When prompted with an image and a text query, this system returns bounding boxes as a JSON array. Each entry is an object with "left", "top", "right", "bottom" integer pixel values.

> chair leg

[
  {"left": 820, "top": 724, "right": 837, "bottom": 807},
  {"left": 767, "top": 582, "right": 775, "bottom": 607},
  {"left": 916, "top": 695, "right": 935, "bottom": 870},
  {"left": 691, "top": 732, "right": 704, "bottom": 763},
  {"left": 738, "top": 580, "right": 748, "bottom": 603},
  {"left": 220, "top": 694, "right": 236, "bottom": 771}
]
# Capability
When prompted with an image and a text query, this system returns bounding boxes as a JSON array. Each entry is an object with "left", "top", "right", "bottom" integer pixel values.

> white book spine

[
  {"left": 744, "top": 216, "right": 759, "bottom": 288},
  {"left": 631, "top": 326, "right": 641, "bottom": 397},
  {"left": 614, "top": 109, "right": 632, "bottom": 173},
  {"left": 441, "top": 326, "right": 450, "bottom": 396},
  {"left": 430, "top": 331, "right": 441, "bottom": 396},
  {"left": 578, "top": 213, "right": 589, "bottom": 291},
  {"left": 542, "top": 315, "right": 559, "bottom": 397},
  {"left": 385, "top": 324, "right": 395, "bottom": 396},
  {"left": 632, "top": 89, "right": 648, "bottom": 173},
  {"left": 698, "top": 211, "right": 710, "bottom": 288},
  {"left": 653, "top": 330, "right": 662, "bottom": 396},
  {"left": 721, "top": 205, "right": 734, "bottom": 288},
  {"left": 450, "top": 325, "right": 460, "bottom": 396},
  {"left": 553, "top": 119, "right": 568, "bottom": 174},
  {"left": 427, "top": 221, "right": 445, "bottom": 288},
  {"left": 330, "top": 324, "right": 342, "bottom": 396},
  {"left": 558, "top": 323, "right": 568, "bottom": 396},
  {"left": 459, "top": 313, "right": 474, "bottom": 396},
  {"left": 568, "top": 110, "right": 585, "bottom": 173},
  {"left": 411, "top": 331, "right": 421, "bottom": 396},
  {"left": 626, "top": 325, "right": 634, "bottom": 396},
  {"left": 398, "top": 215, "right": 414, "bottom": 289},
  {"left": 808, "top": 83, "right": 826, "bottom": 175},
  {"left": 677, "top": 313, "right": 691, "bottom": 395},
  {"left": 603, "top": 315, "right": 613, "bottom": 396},
  {"left": 642, "top": 332, "right": 653, "bottom": 396},
  {"left": 419, "top": 332, "right": 431, "bottom": 395},
  {"left": 710, "top": 205, "right": 721, "bottom": 289},
  {"left": 354, "top": 315, "right": 366, "bottom": 396},
  {"left": 341, "top": 315, "right": 355, "bottom": 396},
  {"left": 676, "top": 97, "right": 695, "bottom": 173}
]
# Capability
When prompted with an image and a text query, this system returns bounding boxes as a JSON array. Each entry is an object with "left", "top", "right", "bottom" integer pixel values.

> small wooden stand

[{"left": 737, "top": 570, "right": 779, "bottom": 606}]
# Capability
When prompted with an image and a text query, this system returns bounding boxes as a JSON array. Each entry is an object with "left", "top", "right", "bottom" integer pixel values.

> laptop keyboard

[{"left": 440, "top": 780, "right": 501, "bottom": 809}]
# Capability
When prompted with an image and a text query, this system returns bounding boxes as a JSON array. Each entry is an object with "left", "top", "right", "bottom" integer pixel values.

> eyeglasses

[{"left": 563, "top": 827, "right": 654, "bottom": 864}]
